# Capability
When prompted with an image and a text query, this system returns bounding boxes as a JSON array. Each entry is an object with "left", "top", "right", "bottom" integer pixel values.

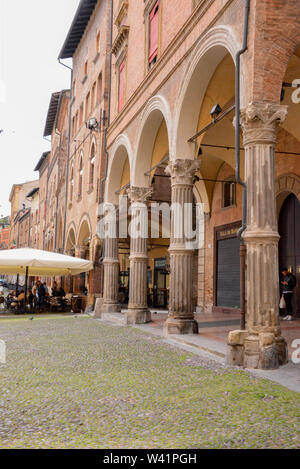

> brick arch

[
  {"left": 276, "top": 173, "right": 300, "bottom": 216},
  {"left": 276, "top": 173, "right": 300, "bottom": 200},
  {"left": 251, "top": 2, "right": 300, "bottom": 102}
]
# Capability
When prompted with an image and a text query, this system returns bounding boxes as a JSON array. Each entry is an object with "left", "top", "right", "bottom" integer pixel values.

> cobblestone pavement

[{"left": 0, "top": 316, "right": 299, "bottom": 449}]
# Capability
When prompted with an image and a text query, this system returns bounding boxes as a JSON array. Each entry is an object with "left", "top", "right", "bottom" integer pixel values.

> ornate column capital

[
  {"left": 165, "top": 159, "right": 201, "bottom": 185},
  {"left": 241, "top": 102, "right": 288, "bottom": 146},
  {"left": 127, "top": 186, "right": 152, "bottom": 204}
]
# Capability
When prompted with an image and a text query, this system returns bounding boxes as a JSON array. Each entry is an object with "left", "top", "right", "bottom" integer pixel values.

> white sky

[{"left": 0, "top": 0, "right": 79, "bottom": 217}]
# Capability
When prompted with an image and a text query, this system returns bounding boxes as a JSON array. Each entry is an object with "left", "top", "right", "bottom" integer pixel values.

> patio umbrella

[{"left": 0, "top": 248, "right": 93, "bottom": 311}]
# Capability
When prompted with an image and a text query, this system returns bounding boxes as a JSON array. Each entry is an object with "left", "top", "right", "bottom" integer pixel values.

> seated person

[
  {"left": 17, "top": 290, "right": 25, "bottom": 302},
  {"left": 17, "top": 290, "right": 25, "bottom": 308},
  {"left": 51, "top": 282, "right": 59, "bottom": 297},
  {"left": 27, "top": 289, "right": 35, "bottom": 309},
  {"left": 58, "top": 286, "right": 65, "bottom": 298}
]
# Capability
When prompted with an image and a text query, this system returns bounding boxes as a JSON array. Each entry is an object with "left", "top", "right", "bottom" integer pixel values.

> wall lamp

[{"left": 210, "top": 103, "right": 222, "bottom": 120}]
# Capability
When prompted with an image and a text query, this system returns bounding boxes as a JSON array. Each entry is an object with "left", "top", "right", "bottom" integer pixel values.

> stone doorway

[{"left": 278, "top": 193, "right": 300, "bottom": 317}]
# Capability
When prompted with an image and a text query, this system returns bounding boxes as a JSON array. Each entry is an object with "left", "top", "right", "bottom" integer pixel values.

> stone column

[
  {"left": 227, "top": 102, "right": 288, "bottom": 369},
  {"left": 101, "top": 210, "right": 121, "bottom": 314},
  {"left": 125, "top": 186, "right": 152, "bottom": 325},
  {"left": 163, "top": 159, "right": 201, "bottom": 335}
]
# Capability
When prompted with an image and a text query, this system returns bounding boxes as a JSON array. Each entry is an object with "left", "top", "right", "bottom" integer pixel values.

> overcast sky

[{"left": 0, "top": 0, "right": 79, "bottom": 217}]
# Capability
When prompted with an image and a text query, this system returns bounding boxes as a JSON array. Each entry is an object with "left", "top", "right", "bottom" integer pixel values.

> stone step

[{"left": 101, "top": 312, "right": 125, "bottom": 325}]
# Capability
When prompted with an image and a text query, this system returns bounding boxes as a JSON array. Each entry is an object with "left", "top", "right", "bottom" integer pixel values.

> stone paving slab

[
  {"left": 1, "top": 316, "right": 300, "bottom": 448},
  {"left": 98, "top": 313, "right": 300, "bottom": 394}
]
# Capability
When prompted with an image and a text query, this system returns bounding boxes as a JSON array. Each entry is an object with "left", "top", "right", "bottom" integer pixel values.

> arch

[
  {"left": 105, "top": 133, "right": 133, "bottom": 204},
  {"left": 78, "top": 151, "right": 83, "bottom": 198},
  {"left": 77, "top": 213, "right": 93, "bottom": 246},
  {"left": 56, "top": 211, "right": 64, "bottom": 251},
  {"left": 65, "top": 224, "right": 76, "bottom": 252},
  {"left": 276, "top": 173, "right": 300, "bottom": 216},
  {"left": 69, "top": 164, "right": 74, "bottom": 201},
  {"left": 89, "top": 140, "right": 96, "bottom": 186},
  {"left": 173, "top": 25, "right": 239, "bottom": 160},
  {"left": 132, "top": 95, "right": 172, "bottom": 187}
]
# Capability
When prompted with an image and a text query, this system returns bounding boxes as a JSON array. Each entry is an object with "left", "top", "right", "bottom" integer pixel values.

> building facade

[
  {"left": 8, "top": 0, "right": 299, "bottom": 369},
  {"left": 0, "top": 217, "right": 10, "bottom": 250},
  {"left": 98, "top": 0, "right": 300, "bottom": 369}
]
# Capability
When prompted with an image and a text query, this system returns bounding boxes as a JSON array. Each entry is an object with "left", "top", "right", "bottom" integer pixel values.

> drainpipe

[
  {"left": 97, "top": 0, "right": 114, "bottom": 295},
  {"left": 235, "top": 0, "right": 250, "bottom": 330},
  {"left": 100, "top": 0, "right": 113, "bottom": 204},
  {"left": 58, "top": 59, "right": 73, "bottom": 252}
]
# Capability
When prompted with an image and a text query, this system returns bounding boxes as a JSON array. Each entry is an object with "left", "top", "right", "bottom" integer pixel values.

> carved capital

[
  {"left": 165, "top": 159, "right": 201, "bottom": 186},
  {"left": 127, "top": 186, "right": 152, "bottom": 203},
  {"left": 241, "top": 102, "right": 288, "bottom": 146}
]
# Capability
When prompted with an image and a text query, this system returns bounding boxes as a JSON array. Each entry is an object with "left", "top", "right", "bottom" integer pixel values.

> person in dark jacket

[
  {"left": 36, "top": 280, "right": 45, "bottom": 311},
  {"left": 281, "top": 268, "right": 297, "bottom": 321}
]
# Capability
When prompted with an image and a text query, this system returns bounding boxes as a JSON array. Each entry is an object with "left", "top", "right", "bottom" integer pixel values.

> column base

[
  {"left": 226, "top": 330, "right": 288, "bottom": 370},
  {"left": 100, "top": 303, "right": 121, "bottom": 315},
  {"left": 163, "top": 318, "right": 199, "bottom": 336},
  {"left": 125, "top": 309, "right": 151, "bottom": 325}
]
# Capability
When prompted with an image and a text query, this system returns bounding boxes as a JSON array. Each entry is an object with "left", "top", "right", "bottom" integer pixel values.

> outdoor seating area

[{"left": 0, "top": 248, "right": 93, "bottom": 315}]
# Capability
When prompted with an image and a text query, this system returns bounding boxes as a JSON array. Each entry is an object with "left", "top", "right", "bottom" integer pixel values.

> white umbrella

[
  {"left": 0, "top": 248, "right": 93, "bottom": 276},
  {"left": 0, "top": 248, "right": 93, "bottom": 312}
]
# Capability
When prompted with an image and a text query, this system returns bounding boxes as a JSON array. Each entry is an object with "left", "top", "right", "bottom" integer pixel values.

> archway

[
  {"left": 65, "top": 226, "right": 76, "bottom": 293},
  {"left": 278, "top": 193, "right": 300, "bottom": 317}
]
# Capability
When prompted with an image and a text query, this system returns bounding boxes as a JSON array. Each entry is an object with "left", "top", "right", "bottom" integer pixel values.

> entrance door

[
  {"left": 153, "top": 258, "right": 167, "bottom": 308},
  {"left": 278, "top": 193, "right": 300, "bottom": 317},
  {"left": 216, "top": 237, "right": 240, "bottom": 308}
]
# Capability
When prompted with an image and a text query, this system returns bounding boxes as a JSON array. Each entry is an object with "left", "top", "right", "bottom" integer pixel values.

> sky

[{"left": 0, "top": 0, "right": 79, "bottom": 217}]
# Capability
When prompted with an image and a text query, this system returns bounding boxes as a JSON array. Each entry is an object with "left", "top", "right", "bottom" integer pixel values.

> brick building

[
  {"left": 8, "top": 0, "right": 299, "bottom": 369},
  {"left": 9, "top": 180, "right": 39, "bottom": 249},
  {"left": 96, "top": 0, "right": 300, "bottom": 370},
  {"left": 0, "top": 217, "right": 10, "bottom": 250}
]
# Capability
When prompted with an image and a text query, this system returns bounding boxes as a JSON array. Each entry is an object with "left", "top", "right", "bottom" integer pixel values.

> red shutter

[
  {"left": 119, "top": 60, "right": 125, "bottom": 112},
  {"left": 149, "top": 2, "right": 159, "bottom": 63}
]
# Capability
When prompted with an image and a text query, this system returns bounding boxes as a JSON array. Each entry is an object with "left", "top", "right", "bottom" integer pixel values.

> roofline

[
  {"left": 34, "top": 152, "right": 50, "bottom": 172},
  {"left": 58, "top": 0, "right": 98, "bottom": 60},
  {"left": 26, "top": 187, "right": 39, "bottom": 198}
]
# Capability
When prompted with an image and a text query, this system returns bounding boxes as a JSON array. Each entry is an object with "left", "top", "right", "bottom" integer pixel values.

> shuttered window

[
  {"left": 149, "top": 1, "right": 159, "bottom": 67},
  {"left": 118, "top": 60, "right": 125, "bottom": 112},
  {"left": 222, "top": 181, "right": 235, "bottom": 208},
  {"left": 216, "top": 237, "right": 240, "bottom": 308}
]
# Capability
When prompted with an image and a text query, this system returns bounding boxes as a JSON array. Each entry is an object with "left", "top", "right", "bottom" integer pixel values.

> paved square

[{"left": 0, "top": 316, "right": 299, "bottom": 449}]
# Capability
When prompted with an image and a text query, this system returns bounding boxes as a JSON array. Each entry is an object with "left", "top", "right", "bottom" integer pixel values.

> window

[
  {"left": 222, "top": 181, "right": 236, "bottom": 208},
  {"left": 97, "top": 73, "right": 102, "bottom": 103},
  {"left": 85, "top": 92, "right": 90, "bottom": 120},
  {"left": 149, "top": 1, "right": 159, "bottom": 69},
  {"left": 70, "top": 166, "right": 74, "bottom": 201},
  {"left": 72, "top": 79, "right": 76, "bottom": 98},
  {"left": 91, "top": 82, "right": 96, "bottom": 110},
  {"left": 72, "top": 116, "right": 75, "bottom": 136},
  {"left": 75, "top": 111, "right": 79, "bottom": 134},
  {"left": 118, "top": 60, "right": 125, "bottom": 112},
  {"left": 84, "top": 60, "right": 88, "bottom": 76},
  {"left": 89, "top": 144, "right": 95, "bottom": 187},
  {"left": 78, "top": 156, "right": 83, "bottom": 198},
  {"left": 79, "top": 103, "right": 84, "bottom": 127},
  {"left": 96, "top": 31, "right": 100, "bottom": 53}
]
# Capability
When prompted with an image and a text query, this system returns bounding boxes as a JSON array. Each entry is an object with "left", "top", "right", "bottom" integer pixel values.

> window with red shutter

[
  {"left": 118, "top": 60, "right": 125, "bottom": 112},
  {"left": 149, "top": 1, "right": 159, "bottom": 67}
]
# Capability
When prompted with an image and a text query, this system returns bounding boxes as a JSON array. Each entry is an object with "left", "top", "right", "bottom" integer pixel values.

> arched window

[
  {"left": 78, "top": 155, "right": 83, "bottom": 198},
  {"left": 70, "top": 166, "right": 74, "bottom": 201},
  {"left": 89, "top": 143, "right": 95, "bottom": 187}
]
